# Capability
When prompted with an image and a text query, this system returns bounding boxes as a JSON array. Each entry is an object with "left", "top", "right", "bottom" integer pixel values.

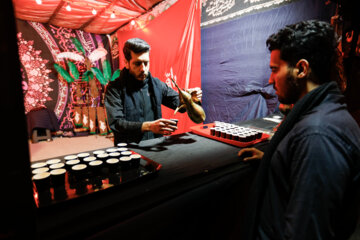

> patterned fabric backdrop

[{"left": 16, "top": 19, "right": 118, "bottom": 133}]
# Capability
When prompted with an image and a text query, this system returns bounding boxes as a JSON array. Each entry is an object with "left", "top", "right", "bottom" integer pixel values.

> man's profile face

[
  {"left": 125, "top": 51, "right": 150, "bottom": 81},
  {"left": 268, "top": 49, "right": 302, "bottom": 104}
]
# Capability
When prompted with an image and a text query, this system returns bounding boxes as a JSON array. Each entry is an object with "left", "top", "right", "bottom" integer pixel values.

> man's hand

[
  {"left": 238, "top": 147, "right": 264, "bottom": 161},
  {"left": 142, "top": 119, "right": 178, "bottom": 135},
  {"left": 186, "top": 87, "right": 202, "bottom": 102}
]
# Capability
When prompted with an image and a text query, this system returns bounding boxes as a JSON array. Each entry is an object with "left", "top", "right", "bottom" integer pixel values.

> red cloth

[{"left": 117, "top": 0, "right": 201, "bottom": 134}]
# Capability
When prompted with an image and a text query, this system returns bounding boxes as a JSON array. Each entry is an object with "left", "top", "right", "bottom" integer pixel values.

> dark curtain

[{"left": 201, "top": 0, "right": 336, "bottom": 124}]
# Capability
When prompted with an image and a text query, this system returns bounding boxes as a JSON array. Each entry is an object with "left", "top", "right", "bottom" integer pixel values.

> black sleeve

[
  {"left": 283, "top": 133, "right": 350, "bottom": 240},
  {"left": 104, "top": 82, "right": 144, "bottom": 141},
  {"left": 160, "top": 81, "right": 186, "bottom": 113}
]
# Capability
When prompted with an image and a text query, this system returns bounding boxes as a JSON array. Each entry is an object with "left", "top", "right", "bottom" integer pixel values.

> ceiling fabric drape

[{"left": 12, "top": 0, "right": 171, "bottom": 34}]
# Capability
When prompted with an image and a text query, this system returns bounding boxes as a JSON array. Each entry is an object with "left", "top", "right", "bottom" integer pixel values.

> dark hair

[
  {"left": 123, "top": 38, "right": 150, "bottom": 61},
  {"left": 266, "top": 20, "right": 345, "bottom": 90}
]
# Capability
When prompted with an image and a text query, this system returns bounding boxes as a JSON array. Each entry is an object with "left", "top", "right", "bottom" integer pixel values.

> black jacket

[
  {"left": 105, "top": 68, "right": 180, "bottom": 144},
  {"left": 256, "top": 83, "right": 360, "bottom": 239}
]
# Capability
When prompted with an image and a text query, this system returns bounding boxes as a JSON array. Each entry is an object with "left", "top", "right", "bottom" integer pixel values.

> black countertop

[{"left": 34, "top": 118, "right": 277, "bottom": 240}]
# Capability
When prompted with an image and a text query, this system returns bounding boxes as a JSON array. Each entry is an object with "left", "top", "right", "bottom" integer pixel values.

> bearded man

[
  {"left": 239, "top": 20, "right": 360, "bottom": 240},
  {"left": 105, "top": 38, "right": 201, "bottom": 144}
]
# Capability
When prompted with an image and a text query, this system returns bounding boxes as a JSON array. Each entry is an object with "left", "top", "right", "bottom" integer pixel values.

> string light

[
  {"left": 110, "top": 12, "right": 115, "bottom": 19},
  {"left": 92, "top": 8, "right": 97, "bottom": 15},
  {"left": 35, "top": 0, "right": 42, "bottom": 4},
  {"left": 66, "top": 3, "right": 71, "bottom": 11},
  {"left": 130, "top": 20, "right": 135, "bottom": 26}
]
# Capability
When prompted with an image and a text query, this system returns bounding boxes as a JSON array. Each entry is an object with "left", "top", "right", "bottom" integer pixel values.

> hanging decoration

[
  {"left": 17, "top": 32, "right": 54, "bottom": 113},
  {"left": 16, "top": 19, "right": 117, "bottom": 135},
  {"left": 53, "top": 36, "right": 119, "bottom": 134}
]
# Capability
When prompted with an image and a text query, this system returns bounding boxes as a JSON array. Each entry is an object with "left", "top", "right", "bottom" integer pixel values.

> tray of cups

[
  {"left": 31, "top": 143, "right": 161, "bottom": 208},
  {"left": 190, "top": 122, "right": 270, "bottom": 148}
]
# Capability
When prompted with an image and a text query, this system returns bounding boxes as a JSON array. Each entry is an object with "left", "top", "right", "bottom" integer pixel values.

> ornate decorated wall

[{"left": 16, "top": 19, "right": 119, "bottom": 136}]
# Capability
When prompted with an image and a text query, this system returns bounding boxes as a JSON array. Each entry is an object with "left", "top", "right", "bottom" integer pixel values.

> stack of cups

[
  {"left": 31, "top": 162, "right": 47, "bottom": 170},
  {"left": 117, "top": 147, "right": 128, "bottom": 153},
  {"left": 83, "top": 156, "right": 97, "bottom": 165},
  {"left": 120, "top": 156, "right": 138, "bottom": 182},
  {"left": 31, "top": 162, "right": 50, "bottom": 188},
  {"left": 106, "top": 151, "right": 121, "bottom": 175},
  {"left": 106, "top": 158, "right": 121, "bottom": 185},
  {"left": 130, "top": 154, "right": 142, "bottom": 169},
  {"left": 65, "top": 159, "right": 80, "bottom": 189},
  {"left": 47, "top": 160, "right": 67, "bottom": 200},
  {"left": 119, "top": 156, "right": 132, "bottom": 172},
  {"left": 108, "top": 151, "right": 121, "bottom": 159},
  {"left": 46, "top": 158, "right": 61, "bottom": 166},
  {"left": 49, "top": 162, "right": 65, "bottom": 171},
  {"left": 50, "top": 168, "right": 67, "bottom": 200},
  {"left": 71, "top": 164, "right": 88, "bottom": 194},
  {"left": 93, "top": 150, "right": 105, "bottom": 158},
  {"left": 31, "top": 159, "right": 68, "bottom": 204},
  {"left": 77, "top": 152, "right": 90, "bottom": 163},
  {"left": 121, "top": 151, "right": 132, "bottom": 158},
  {"left": 65, "top": 159, "right": 80, "bottom": 171},
  {"left": 64, "top": 155, "right": 78, "bottom": 162},
  {"left": 97, "top": 153, "right": 109, "bottom": 162},
  {"left": 50, "top": 168, "right": 66, "bottom": 188},
  {"left": 32, "top": 171, "right": 52, "bottom": 205},
  {"left": 31, "top": 162, "right": 49, "bottom": 175},
  {"left": 211, "top": 121, "right": 264, "bottom": 143},
  {"left": 117, "top": 143, "right": 128, "bottom": 148},
  {"left": 71, "top": 164, "right": 88, "bottom": 181},
  {"left": 89, "top": 160, "right": 104, "bottom": 189},
  {"left": 106, "top": 158, "right": 120, "bottom": 173},
  {"left": 105, "top": 148, "right": 118, "bottom": 154},
  {"left": 89, "top": 160, "right": 104, "bottom": 177},
  {"left": 32, "top": 172, "right": 51, "bottom": 193}
]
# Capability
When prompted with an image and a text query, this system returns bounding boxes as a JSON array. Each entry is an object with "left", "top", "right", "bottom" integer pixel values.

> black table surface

[{"left": 34, "top": 118, "right": 278, "bottom": 240}]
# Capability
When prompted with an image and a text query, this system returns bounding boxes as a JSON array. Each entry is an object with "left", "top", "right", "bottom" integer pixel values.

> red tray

[{"left": 190, "top": 123, "right": 270, "bottom": 148}]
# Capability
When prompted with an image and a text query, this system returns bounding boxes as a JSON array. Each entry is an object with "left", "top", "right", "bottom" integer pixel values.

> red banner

[{"left": 116, "top": 0, "right": 201, "bottom": 134}]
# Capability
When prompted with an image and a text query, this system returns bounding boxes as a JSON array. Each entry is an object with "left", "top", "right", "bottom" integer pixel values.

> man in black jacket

[
  {"left": 239, "top": 20, "right": 360, "bottom": 240},
  {"left": 105, "top": 38, "right": 201, "bottom": 144}
]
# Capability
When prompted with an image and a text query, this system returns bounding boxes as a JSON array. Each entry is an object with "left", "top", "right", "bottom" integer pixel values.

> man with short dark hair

[
  {"left": 105, "top": 38, "right": 201, "bottom": 144},
  {"left": 239, "top": 20, "right": 360, "bottom": 240}
]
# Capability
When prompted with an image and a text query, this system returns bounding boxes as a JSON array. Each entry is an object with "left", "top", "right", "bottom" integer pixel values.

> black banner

[{"left": 201, "top": 0, "right": 297, "bottom": 28}]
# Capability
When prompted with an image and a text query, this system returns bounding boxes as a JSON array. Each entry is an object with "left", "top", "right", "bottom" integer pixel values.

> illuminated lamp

[{"left": 66, "top": 3, "right": 71, "bottom": 11}]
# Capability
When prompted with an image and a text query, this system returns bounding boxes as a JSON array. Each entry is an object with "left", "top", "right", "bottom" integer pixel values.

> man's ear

[
  {"left": 124, "top": 59, "right": 129, "bottom": 69},
  {"left": 295, "top": 59, "right": 309, "bottom": 79}
]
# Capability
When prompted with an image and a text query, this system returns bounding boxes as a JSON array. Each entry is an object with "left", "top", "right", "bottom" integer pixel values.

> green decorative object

[
  {"left": 67, "top": 61, "right": 79, "bottom": 80},
  {"left": 103, "top": 59, "right": 111, "bottom": 81},
  {"left": 90, "top": 67, "right": 106, "bottom": 85},
  {"left": 111, "top": 69, "right": 121, "bottom": 81},
  {"left": 55, "top": 38, "right": 121, "bottom": 87},
  {"left": 70, "top": 37, "right": 86, "bottom": 55},
  {"left": 82, "top": 70, "right": 94, "bottom": 82},
  {"left": 54, "top": 63, "right": 74, "bottom": 83},
  {"left": 90, "top": 59, "right": 121, "bottom": 85}
]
